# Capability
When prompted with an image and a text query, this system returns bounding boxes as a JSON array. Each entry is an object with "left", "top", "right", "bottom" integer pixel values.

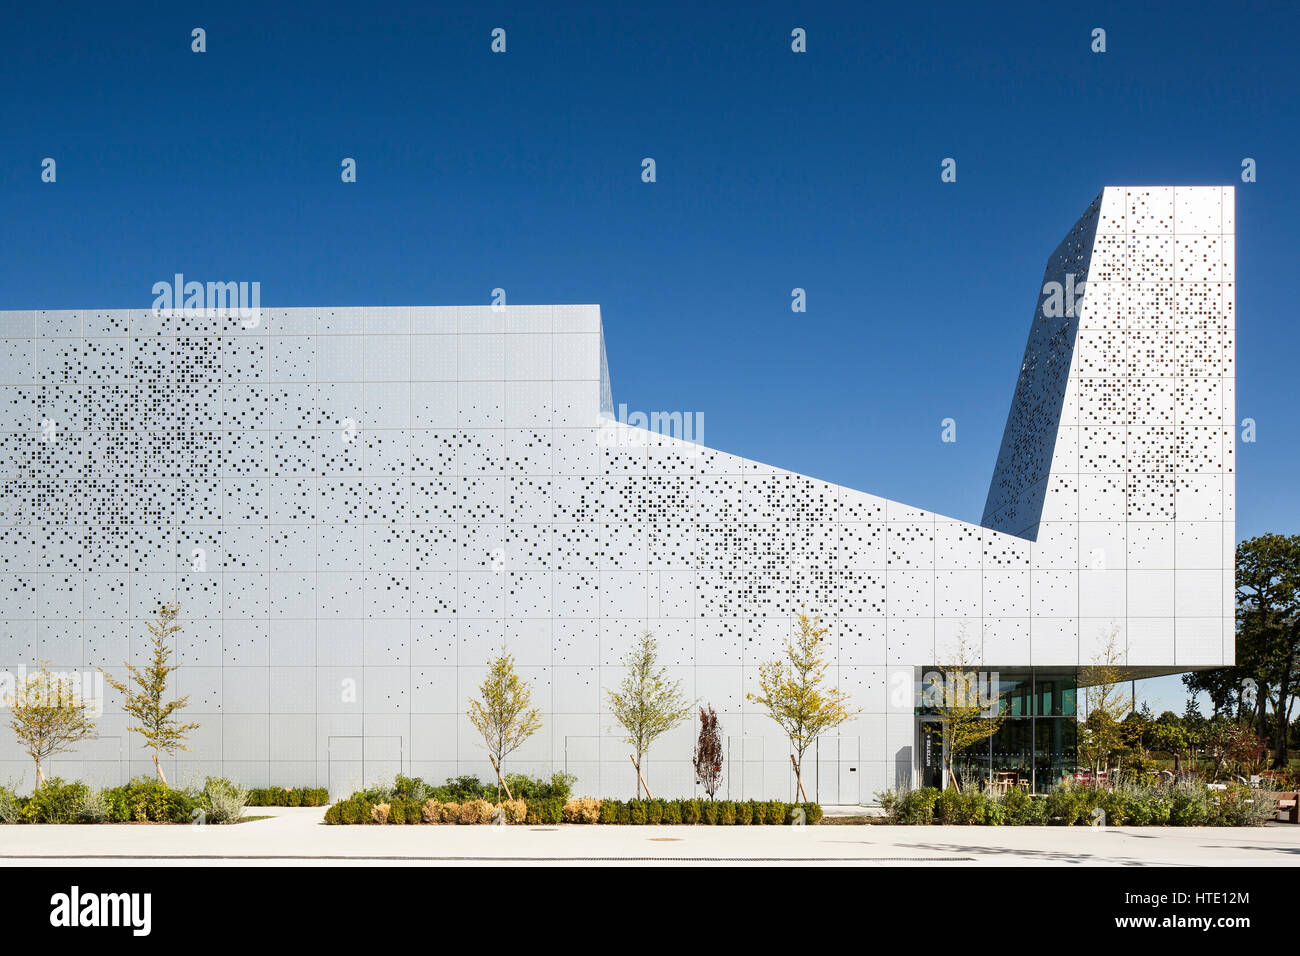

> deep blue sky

[{"left": 2, "top": 1, "right": 1294, "bottom": 712}]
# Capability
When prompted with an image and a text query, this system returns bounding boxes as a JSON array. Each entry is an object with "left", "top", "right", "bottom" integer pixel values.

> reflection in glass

[
  {"left": 1035, "top": 674, "right": 1077, "bottom": 716},
  {"left": 952, "top": 736, "right": 990, "bottom": 790},
  {"left": 915, "top": 669, "right": 1080, "bottom": 792},
  {"left": 991, "top": 719, "right": 1032, "bottom": 789},
  {"left": 996, "top": 673, "right": 1033, "bottom": 717},
  {"left": 1035, "top": 718, "right": 1077, "bottom": 790}
]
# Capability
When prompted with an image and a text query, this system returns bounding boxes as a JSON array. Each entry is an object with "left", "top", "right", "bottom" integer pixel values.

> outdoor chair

[{"left": 1274, "top": 792, "right": 1299, "bottom": 824}]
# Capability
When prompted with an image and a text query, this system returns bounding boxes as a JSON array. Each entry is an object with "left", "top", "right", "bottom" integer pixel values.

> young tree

[
  {"left": 467, "top": 650, "right": 543, "bottom": 801},
  {"left": 1200, "top": 716, "right": 1234, "bottom": 781},
  {"left": 927, "top": 624, "right": 1006, "bottom": 792},
  {"left": 1224, "top": 723, "right": 1269, "bottom": 778},
  {"left": 748, "top": 614, "right": 858, "bottom": 802},
  {"left": 101, "top": 604, "right": 199, "bottom": 784},
  {"left": 607, "top": 632, "right": 692, "bottom": 798},
  {"left": 1152, "top": 714, "right": 1191, "bottom": 774},
  {"left": 4, "top": 662, "right": 97, "bottom": 787},
  {"left": 1181, "top": 698, "right": 1207, "bottom": 773},
  {"left": 692, "top": 705, "right": 724, "bottom": 800},
  {"left": 1077, "top": 626, "right": 1132, "bottom": 788}
]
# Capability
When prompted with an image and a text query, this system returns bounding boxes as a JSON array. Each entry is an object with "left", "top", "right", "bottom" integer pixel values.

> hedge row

[
  {"left": 592, "top": 798, "right": 821, "bottom": 825},
  {"left": 880, "top": 780, "right": 1280, "bottom": 827},
  {"left": 324, "top": 794, "right": 823, "bottom": 826},
  {"left": 0, "top": 777, "right": 247, "bottom": 824},
  {"left": 245, "top": 787, "right": 330, "bottom": 807},
  {"left": 349, "top": 773, "right": 574, "bottom": 806}
]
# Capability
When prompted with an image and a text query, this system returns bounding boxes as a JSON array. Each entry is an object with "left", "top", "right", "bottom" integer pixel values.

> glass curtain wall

[{"left": 919, "top": 669, "right": 1077, "bottom": 793}]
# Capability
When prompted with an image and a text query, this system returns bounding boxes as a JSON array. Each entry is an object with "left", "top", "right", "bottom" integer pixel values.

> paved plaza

[{"left": 2, "top": 808, "right": 1297, "bottom": 866}]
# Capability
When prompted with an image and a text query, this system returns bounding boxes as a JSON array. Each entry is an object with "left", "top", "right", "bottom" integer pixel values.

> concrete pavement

[{"left": 1, "top": 807, "right": 1297, "bottom": 866}]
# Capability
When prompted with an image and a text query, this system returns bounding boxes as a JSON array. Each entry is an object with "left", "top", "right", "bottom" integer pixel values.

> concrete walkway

[{"left": 1, "top": 807, "right": 1297, "bottom": 866}]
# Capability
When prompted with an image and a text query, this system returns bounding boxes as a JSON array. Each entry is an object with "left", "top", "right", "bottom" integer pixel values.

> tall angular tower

[{"left": 983, "top": 186, "right": 1236, "bottom": 668}]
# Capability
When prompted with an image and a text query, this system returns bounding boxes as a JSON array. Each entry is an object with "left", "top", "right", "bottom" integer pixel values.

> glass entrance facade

[{"left": 917, "top": 669, "right": 1077, "bottom": 793}]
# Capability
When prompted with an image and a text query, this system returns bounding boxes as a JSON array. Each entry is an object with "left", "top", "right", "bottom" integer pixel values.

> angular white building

[{"left": 0, "top": 186, "right": 1235, "bottom": 800}]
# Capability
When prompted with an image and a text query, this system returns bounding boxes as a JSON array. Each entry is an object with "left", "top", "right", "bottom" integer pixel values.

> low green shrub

[
  {"left": 338, "top": 797, "right": 372, "bottom": 825},
  {"left": 200, "top": 777, "right": 248, "bottom": 824},
  {"left": 946, "top": 790, "right": 993, "bottom": 827},
  {"left": 98, "top": 778, "right": 199, "bottom": 823},
  {"left": 800, "top": 802, "right": 823, "bottom": 825},
  {"left": 21, "top": 779, "right": 89, "bottom": 824},
  {"left": 504, "top": 772, "right": 577, "bottom": 803},
  {"left": 392, "top": 775, "right": 429, "bottom": 803},
  {"left": 1209, "top": 783, "right": 1276, "bottom": 827},
  {"left": 645, "top": 799, "right": 664, "bottom": 825},
  {"left": 734, "top": 800, "right": 752, "bottom": 825},
  {"left": 75, "top": 788, "right": 107, "bottom": 823},
  {"left": 382, "top": 772, "right": 577, "bottom": 805},
  {"left": 0, "top": 786, "right": 23, "bottom": 824},
  {"left": 1170, "top": 786, "right": 1212, "bottom": 827},
  {"left": 524, "top": 798, "right": 563, "bottom": 825},
  {"left": 246, "top": 786, "right": 329, "bottom": 807},
  {"left": 680, "top": 799, "right": 701, "bottom": 824},
  {"left": 717, "top": 801, "right": 736, "bottom": 825},
  {"left": 661, "top": 800, "right": 682, "bottom": 824},
  {"left": 1125, "top": 793, "right": 1171, "bottom": 826},
  {"left": 999, "top": 787, "right": 1026, "bottom": 824},
  {"left": 889, "top": 787, "right": 940, "bottom": 825},
  {"left": 1045, "top": 786, "right": 1088, "bottom": 826},
  {"left": 878, "top": 775, "right": 1285, "bottom": 828},
  {"left": 598, "top": 800, "right": 620, "bottom": 824},
  {"left": 1098, "top": 788, "right": 1131, "bottom": 826}
]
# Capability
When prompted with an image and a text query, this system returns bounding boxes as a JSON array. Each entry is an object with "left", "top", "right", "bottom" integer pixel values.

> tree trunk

[
  {"left": 35, "top": 757, "right": 46, "bottom": 788},
  {"left": 943, "top": 756, "right": 960, "bottom": 793},
  {"left": 489, "top": 755, "right": 512, "bottom": 801},
  {"left": 629, "top": 753, "right": 652, "bottom": 800},
  {"left": 153, "top": 751, "right": 168, "bottom": 786},
  {"left": 1273, "top": 655, "right": 1293, "bottom": 769},
  {"left": 790, "top": 753, "right": 810, "bottom": 802}
]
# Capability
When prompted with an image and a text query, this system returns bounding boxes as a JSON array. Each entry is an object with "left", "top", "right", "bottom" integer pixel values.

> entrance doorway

[{"left": 917, "top": 717, "right": 946, "bottom": 789}]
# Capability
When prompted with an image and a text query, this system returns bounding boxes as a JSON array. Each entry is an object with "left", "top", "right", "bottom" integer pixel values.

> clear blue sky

[{"left": 2, "top": 0, "right": 1294, "bottom": 713}]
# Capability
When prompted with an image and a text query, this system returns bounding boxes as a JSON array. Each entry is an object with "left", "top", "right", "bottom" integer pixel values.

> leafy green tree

[
  {"left": 467, "top": 650, "right": 543, "bottom": 800},
  {"left": 607, "top": 632, "right": 691, "bottom": 798},
  {"left": 748, "top": 615, "right": 858, "bottom": 801},
  {"left": 927, "top": 624, "right": 1006, "bottom": 792},
  {"left": 4, "top": 662, "right": 97, "bottom": 787},
  {"left": 1152, "top": 713, "right": 1191, "bottom": 774},
  {"left": 1233, "top": 534, "right": 1300, "bottom": 767},
  {"left": 1182, "top": 534, "right": 1300, "bottom": 772},
  {"left": 101, "top": 604, "right": 199, "bottom": 784},
  {"left": 1121, "top": 703, "right": 1156, "bottom": 772}
]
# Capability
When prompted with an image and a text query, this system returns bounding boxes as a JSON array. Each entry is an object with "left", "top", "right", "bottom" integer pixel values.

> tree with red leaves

[{"left": 693, "top": 705, "right": 724, "bottom": 800}]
